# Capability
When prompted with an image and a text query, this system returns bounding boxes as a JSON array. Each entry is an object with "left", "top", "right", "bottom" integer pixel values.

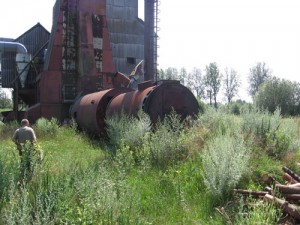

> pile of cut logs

[{"left": 234, "top": 166, "right": 300, "bottom": 223}]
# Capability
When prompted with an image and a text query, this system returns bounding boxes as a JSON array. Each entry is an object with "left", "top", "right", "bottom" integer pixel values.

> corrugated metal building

[
  {"left": 0, "top": 37, "right": 14, "bottom": 87},
  {"left": 1, "top": 0, "right": 158, "bottom": 122},
  {"left": 0, "top": 23, "right": 50, "bottom": 90},
  {"left": 106, "top": 0, "right": 144, "bottom": 75}
]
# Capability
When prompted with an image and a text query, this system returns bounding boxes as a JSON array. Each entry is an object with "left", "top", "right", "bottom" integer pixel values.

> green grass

[{"left": 0, "top": 108, "right": 299, "bottom": 224}]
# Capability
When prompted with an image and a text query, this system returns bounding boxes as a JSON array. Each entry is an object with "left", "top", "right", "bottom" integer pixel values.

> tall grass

[
  {"left": 196, "top": 106, "right": 243, "bottom": 137},
  {"left": 105, "top": 110, "right": 151, "bottom": 151},
  {"left": 240, "top": 107, "right": 300, "bottom": 159},
  {"left": 143, "top": 111, "right": 188, "bottom": 169},
  {"left": 233, "top": 198, "right": 279, "bottom": 225},
  {"left": 34, "top": 117, "right": 60, "bottom": 138},
  {"left": 106, "top": 110, "right": 189, "bottom": 169},
  {"left": 0, "top": 110, "right": 299, "bottom": 224},
  {"left": 0, "top": 120, "right": 19, "bottom": 140},
  {"left": 241, "top": 107, "right": 281, "bottom": 143}
]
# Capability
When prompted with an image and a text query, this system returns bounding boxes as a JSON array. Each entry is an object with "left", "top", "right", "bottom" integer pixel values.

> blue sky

[{"left": 1, "top": 0, "right": 300, "bottom": 101}]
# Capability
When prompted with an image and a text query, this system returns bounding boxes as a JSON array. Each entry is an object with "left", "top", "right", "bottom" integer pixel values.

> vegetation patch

[{"left": 0, "top": 107, "right": 299, "bottom": 224}]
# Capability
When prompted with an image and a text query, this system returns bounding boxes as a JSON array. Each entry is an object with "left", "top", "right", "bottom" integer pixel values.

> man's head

[{"left": 21, "top": 119, "right": 30, "bottom": 127}]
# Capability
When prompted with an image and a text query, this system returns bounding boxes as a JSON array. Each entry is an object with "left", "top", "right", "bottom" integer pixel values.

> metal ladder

[
  {"left": 62, "top": 0, "right": 78, "bottom": 102},
  {"left": 153, "top": 0, "right": 160, "bottom": 81}
]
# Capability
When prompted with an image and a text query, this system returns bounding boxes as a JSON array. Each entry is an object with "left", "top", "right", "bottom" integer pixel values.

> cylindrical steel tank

[
  {"left": 71, "top": 88, "right": 132, "bottom": 136},
  {"left": 71, "top": 80, "right": 199, "bottom": 136},
  {"left": 106, "top": 80, "right": 199, "bottom": 123},
  {"left": 16, "top": 52, "right": 32, "bottom": 88}
]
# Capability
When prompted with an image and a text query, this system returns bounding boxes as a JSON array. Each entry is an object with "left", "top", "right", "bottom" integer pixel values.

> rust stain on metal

[
  {"left": 106, "top": 80, "right": 199, "bottom": 124},
  {"left": 71, "top": 88, "right": 132, "bottom": 136}
]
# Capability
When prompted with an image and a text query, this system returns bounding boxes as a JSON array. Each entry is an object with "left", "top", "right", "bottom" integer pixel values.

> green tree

[
  {"left": 157, "top": 68, "right": 166, "bottom": 80},
  {"left": 165, "top": 67, "right": 178, "bottom": 80},
  {"left": 223, "top": 68, "right": 240, "bottom": 103},
  {"left": 255, "top": 77, "right": 296, "bottom": 115},
  {"left": 294, "top": 82, "right": 300, "bottom": 115},
  {"left": 204, "top": 62, "right": 221, "bottom": 108},
  {"left": 0, "top": 88, "right": 12, "bottom": 109},
  {"left": 178, "top": 67, "right": 187, "bottom": 86},
  {"left": 158, "top": 67, "right": 179, "bottom": 80},
  {"left": 186, "top": 67, "right": 205, "bottom": 99},
  {"left": 248, "top": 62, "right": 271, "bottom": 99}
]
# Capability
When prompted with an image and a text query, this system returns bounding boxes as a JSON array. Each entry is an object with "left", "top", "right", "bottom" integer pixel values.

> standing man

[{"left": 12, "top": 119, "right": 37, "bottom": 156}]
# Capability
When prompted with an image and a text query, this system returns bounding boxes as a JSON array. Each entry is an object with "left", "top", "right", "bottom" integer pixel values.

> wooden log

[
  {"left": 215, "top": 207, "right": 233, "bottom": 225},
  {"left": 282, "top": 166, "right": 300, "bottom": 182},
  {"left": 264, "top": 194, "right": 300, "bottom": 220},
  {"left": 264, "top": 186, "right": 273, "bottom": 193},
  {"left": 275, "top": 184, "right": 300, "bottom": 194},
  {"left": 234, "top": 189, "right": 269, "bottom": 198},
  {"left": 262, "top": 174, "right": 280, "bottom": 186},
  {"left": 283, "top": 194, "right": 300, "bottom": 201},
  {"left": 283, "top": 173, "right": 297, "bottom": 184},
  {"left": 288, "top": 183, "right": 300, "bottom": 188}
]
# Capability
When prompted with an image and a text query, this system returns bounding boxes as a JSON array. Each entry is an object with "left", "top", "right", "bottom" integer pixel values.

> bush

[
  {"left": 34, "top": 117, "right": 59, "bottom": 138},
  {"left": 219, "top": 100, "right": 250, "bottom": 115},
  {"left": 196, "top": 107, "right": 242, "bottom": 137},
  {"left": 19, "top": 142, "right": 43, "bottom": 181},
  {"left": 240, "top": 107, "right": 299, "bottom": 159},
  {"left": 234, "top": 198, "right": 279, "bottom": 225},
  {"left": 105, "top": 110, "right": 151, "bottom": 152},
  {"left": 265, "top": 118, "right": 299, "bottom": 159},
  {"left": 0, "top": 120, "right": 19, "bottom": 140},
  {"left": 201, "top": 132, "right": 250, "bottom": 199},
  {"left": 143, "top": 111, "right": 187, "bottom": 169},
  {"left": 0, "top": 121, "right": 4, "bottom": 133},
  {"left": 241, "top": 107, "right": 281, "bottom": 144}
]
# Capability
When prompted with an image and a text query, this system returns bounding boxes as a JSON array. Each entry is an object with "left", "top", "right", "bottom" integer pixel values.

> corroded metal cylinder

[
  {"left": 71, "top": 80, "right": 199, "bottom": 136},
  {"left": 71, "top": 88, "right": 132, "bottom": 136},
  {"left": 106, "top": 80, "right": 199, "bottom": 123}
]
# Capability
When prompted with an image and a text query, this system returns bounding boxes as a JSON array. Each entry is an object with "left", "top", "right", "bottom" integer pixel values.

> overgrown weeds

[
  {"left": 0, "top": 107, "right": 299, "bottom": 224},
  {"left": 143, "top": 111, "right": 188, "bottom": 169},
  {"left": 105, "top": 110, "right": 151, "bottom": 152},
  {"left": 201, "top": 132, "right": 250, "bottom": 200},
  {"left": 34, "top": 117, "right": 60, "bottom": 138},
  {"left": 233, "top": 198, "right": 279, "bottom": 225}
]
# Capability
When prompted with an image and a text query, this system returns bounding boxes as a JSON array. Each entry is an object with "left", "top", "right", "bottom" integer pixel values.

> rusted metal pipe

[
  {"left": 112, "top": 72, "right": 131, "bottom": 88},
  {"left": 106, "top": 80, "right": 199, "bottom": 123},
  {"left": 71, "top": 88, "right": 132, "bottom": 136},
  {"left": 71, "top": 80, "right": 199, "bottom": 137}
]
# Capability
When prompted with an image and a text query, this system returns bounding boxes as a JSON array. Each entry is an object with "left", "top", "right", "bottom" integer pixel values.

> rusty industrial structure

[{"left": 0, "top": 0, "right": 199, "bottom": 136}]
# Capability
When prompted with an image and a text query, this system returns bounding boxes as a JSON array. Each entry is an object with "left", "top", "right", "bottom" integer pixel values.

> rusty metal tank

[
  {"left": 71, "top": 88, "right": 132, "bottom": 136},
  {"left": 71, "top": 80, "right": 199, "bottom": 136},
  {"left": 106, "top": 80, "right": 199, "bottom": 123}
]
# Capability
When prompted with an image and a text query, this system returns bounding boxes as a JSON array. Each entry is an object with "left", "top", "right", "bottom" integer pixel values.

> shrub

[
  {"left": 35, "top": 117, "right": 59, "bottom": 138},
  {"left": 241, "top": 107, "right": 299, "bottom": 159},
  {"left": 0, "top": 120, "right": 19, "bottom": 140},
  {"left": 196, "top": 107, "right": 242, "bottom": 137},
  {"left": 233, "top": 198, "right": 279, "bottom": 225},
  {"left": 105, "top": 110, "right": 151, "bottom": 152},
  {"left": 201, "top": 133, "right": 249, "bottom": 199},
  {"left": 265, "top": 117, "right": 299, "bottom": 159},
  {"left": 0, "top": 121, "right": 4, "bottom": 136},
  {"left": 143, "top": 111, "right": 187, "bottom": 169},
  {"left": 0, "top": 143, "right": 20, "bottom": 210},
  {"left": 115, "top": 145, "right": 135, "bottom": 175},
  {"left": 3, "top": 173, "right": 58, "bottom": 225},
  {"left": 19, "top": 142, "right": 43, "bottom": 182},
  {"left": 241, "top": 107, "right": 281, "bottom": 145}
]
